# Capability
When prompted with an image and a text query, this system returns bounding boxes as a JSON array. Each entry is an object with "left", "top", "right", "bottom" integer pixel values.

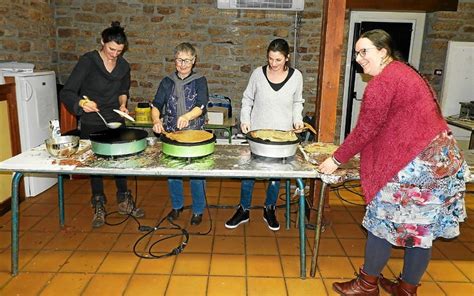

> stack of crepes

[
  {"left": 249, "top": 129, "right": 298, "bottom": 142},
  {"left": 303, "top": 142, "right": 339, "bottom": 154},
  {"left": 164, "top": 130, "right": 214, "bottom": 143}
]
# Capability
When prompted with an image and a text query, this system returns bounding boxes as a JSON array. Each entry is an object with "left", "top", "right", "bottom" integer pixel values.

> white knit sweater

[{"left": 240, "top": 66, "right": 304, "bottom": 131}]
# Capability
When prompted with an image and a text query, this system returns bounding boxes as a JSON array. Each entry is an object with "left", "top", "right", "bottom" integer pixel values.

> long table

[{"left": 0, "top": 140, "right": 331, "bottom": 278}]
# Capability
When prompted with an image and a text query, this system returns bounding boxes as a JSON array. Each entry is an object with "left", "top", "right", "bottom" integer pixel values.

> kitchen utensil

[
  {"left": 113, "top": 109, "right": 135, "bottom": 122},
  {"left": 45, "top": 135, "right": 80, "bottom": 158},
  {"left": 246, "top": 129, "right": 300, "bottom": 158},
  {"left": 95, "top": 111, "right": 122, "bottom": 129},
  {"left": 291, "top": 122, "right": 318, "bottom": 135},
  {"left": 82, "top": 96, "right": 122, "bottom": 129},
  {"left": 89, "top": 128, "right": 148, "bottom": 157}
]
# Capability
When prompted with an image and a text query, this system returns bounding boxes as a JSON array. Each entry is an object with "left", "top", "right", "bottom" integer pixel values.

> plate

[{"left": 113, "top": 109, "right": 135, "bottom": 122}]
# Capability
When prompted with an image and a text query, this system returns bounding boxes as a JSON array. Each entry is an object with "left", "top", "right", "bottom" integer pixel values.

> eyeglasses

[
  {"left": 175, "top": 58, "right": 194, "bottom": 65},
  {"left": 353, "top": 47, "right": 377, "bottom": 59}
]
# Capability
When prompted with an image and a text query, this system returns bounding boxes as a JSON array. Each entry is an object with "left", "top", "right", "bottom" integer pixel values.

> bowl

[{"left": 45, "top": 136, "right": 80, "bottom": 158}]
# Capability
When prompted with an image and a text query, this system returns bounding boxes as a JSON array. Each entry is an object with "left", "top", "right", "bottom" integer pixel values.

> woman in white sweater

[{"left": 225, "top": 38, "right": 304, "bottom": 231}]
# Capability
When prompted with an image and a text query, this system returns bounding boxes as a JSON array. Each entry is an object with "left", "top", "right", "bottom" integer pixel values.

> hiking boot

[
  {"left": 92, "top": 202, "right": 106, "bottom": 228},
  {"left": 263, "top": 205, "right": 280, "bottom": 231},
  {"left": 190, "top": 213, "right": 203, "bottom": 225},
  {"left": 117, "top": 191, "right": 145, "bottom": 218},
  {"left": 167, "top": 207, "right": 184, "bottom": 221},
  {"left": 225, "top": 205, "right": 249, "bottom": 229}
]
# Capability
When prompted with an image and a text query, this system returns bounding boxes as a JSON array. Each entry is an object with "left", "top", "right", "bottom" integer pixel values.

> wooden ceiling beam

[{"left": 346, "top": 0, "right": 458, "bottom": 12}]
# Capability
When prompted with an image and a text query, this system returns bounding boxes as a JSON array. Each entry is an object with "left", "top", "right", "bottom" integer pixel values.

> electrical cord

[{"left": 132, "top": 179, "right": 213, "bottom": 259}]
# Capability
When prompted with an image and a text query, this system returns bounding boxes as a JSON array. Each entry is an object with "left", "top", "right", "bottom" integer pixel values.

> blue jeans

[
  {"left": 168, "top": 177, "right": 206, "bottom": 214},
  {"left": 240, "top": 178, "right": 280, "bottom": 210}
]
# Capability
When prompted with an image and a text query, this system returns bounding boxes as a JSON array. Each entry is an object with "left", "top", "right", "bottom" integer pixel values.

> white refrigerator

[{"left": 4, "top": 71, "right": 59, "bottom": 197}]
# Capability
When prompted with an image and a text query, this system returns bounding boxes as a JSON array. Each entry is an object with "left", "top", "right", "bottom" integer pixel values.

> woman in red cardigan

[{"left": 319, "top": 29, "right": 468, "bottom": 296}]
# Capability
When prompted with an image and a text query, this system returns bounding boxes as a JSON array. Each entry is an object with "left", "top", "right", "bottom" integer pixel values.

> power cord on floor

[{"left": 132, "top": 180, "right": 213, "bottom": 259}]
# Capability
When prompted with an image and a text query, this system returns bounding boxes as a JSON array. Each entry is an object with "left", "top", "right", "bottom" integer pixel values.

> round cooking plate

[
  {"left": 160, "top": 133, "right": 216, "bottom": 158},
  {"left": 89, "top": 128, "right": 148, "bottom": 143},
  {"left": 246, "top": 129, "right": 300, "bottom": 158},
  {"left": 90, "top": 128, "right": 148, "bottom": 157}
]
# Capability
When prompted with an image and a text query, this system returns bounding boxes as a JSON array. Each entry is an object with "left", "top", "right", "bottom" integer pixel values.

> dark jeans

[
  {"left": 168, "top": 177, "right": 206, "bottom": 214},
  {"left": 80, "top": 123, "right": 128, "bottom": 206},
  {"left": 240, "top": 178, "right": 280, "bottom": 210}
]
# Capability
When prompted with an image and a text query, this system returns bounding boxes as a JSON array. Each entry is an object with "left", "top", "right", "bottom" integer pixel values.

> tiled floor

[{"left": 0, "top": 178, "right": 472, "bottom": 295}]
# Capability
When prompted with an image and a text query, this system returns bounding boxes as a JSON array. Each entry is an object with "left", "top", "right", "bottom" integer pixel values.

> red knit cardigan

[{"left": 334, "top": 61, "right": 448, "bottom": 204}]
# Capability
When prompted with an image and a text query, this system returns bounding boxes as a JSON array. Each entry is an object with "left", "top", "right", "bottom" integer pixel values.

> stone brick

[
  {"left": 75, "top": 13, "right": 103, "bottom": 23},
  {"left": 139, "top": 81, "right": 154, "bottom": 88},
  {"left": 151, "top": 16, "right": 164, "bottom": 22},
  {"left": 273, "top": 29, "right": 289, "bottom": 38},
  {"left": 143, "top": 5, "right": 154, "bottom": 14},
  {"left": 157, "top": 7, "right": 176, "bottom": 15},
  {"left": 2, "top": 40, "right": 17, "bottom": 50},
  {"left": 463, "top": 25, "right": 474, "bottom": 32},
  {"left": 431, "top": 21, "right": 463, "bottom": 31},
  {"left": 58, "top": 28, "right": 79, "bottom": 38},
  {"left": 58, "top": 52, "right": 79, "bottom": 61},
  {"left": 96, "top": 3, "right": 117, "bottom": 14},
  {"left": 19, "top": 41, "right": 31, "bottom": 52}
]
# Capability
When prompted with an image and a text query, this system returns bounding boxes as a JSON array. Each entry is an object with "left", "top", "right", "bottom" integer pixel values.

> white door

[{"left": 340, "top": 11, "right": 426, "bottom": 141}]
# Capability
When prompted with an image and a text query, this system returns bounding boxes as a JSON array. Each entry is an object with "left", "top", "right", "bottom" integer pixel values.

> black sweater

[{"left": 60, "top": 50, "right": 131, "bottom": 127}]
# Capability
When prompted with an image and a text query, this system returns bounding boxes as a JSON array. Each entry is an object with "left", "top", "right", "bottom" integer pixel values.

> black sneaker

[
  {"left": 225, "top": 205, "right": 249, "bottom": 229},
  {"left": 167, "top": 207, "right": 184, "bottom": 221},
  {"left": 263, "top": 205, "right": 280, "bottom": 231},
  {"left": 190, "top": 213, "right": 203, "bottom": 225}
]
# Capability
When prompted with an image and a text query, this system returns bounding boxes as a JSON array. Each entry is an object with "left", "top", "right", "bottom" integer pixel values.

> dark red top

[{"left": 334, "top": 61, "right": 448, "bottom": 203}]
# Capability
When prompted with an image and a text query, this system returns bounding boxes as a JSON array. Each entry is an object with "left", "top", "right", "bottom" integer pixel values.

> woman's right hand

[
  {"left": 80, "top": 98, "right": 99, "bottom": 113},
  {"left": 240, "top": 123, "right": 250, "bottom": 134},
  {"left": 318, "top": 157, "right": 339, "bottom": 174},
  {"left": 152, "top": 119, "right": 164, "bottom": 134}
]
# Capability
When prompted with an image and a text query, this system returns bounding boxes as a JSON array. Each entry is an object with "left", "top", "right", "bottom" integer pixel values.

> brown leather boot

[
  {"left": 117, "top": 190, "right": 145, "bottom": 218},
  {"left": 333, "top": 268, "right": 379, "bottom": 295},
  {"left": 380, "top": 276, "right": 419, "bottom": 296}
]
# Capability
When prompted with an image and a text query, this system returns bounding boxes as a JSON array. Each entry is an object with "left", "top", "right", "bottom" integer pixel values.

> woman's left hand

[
  {"left": 177, "top": 115, "right": 190, "bottom": 129},
  {"left": 119, "top": 105, "right": 129, "bottom": 114},
  {"left": 294, "top": 121, "right": 304, "bottom": 131},
  {"left": 318, "top": 157, "right": 339, "bottom": 174}
]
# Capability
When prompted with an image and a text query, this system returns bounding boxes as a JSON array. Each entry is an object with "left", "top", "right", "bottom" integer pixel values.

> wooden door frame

[{"left": 315, "top": 0, "right": 459, "bottom": 142}]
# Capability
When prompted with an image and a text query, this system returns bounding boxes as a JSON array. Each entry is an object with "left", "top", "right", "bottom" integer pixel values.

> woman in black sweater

[{"left": 60, "top": 21, "right": 144, "bottom": 228}]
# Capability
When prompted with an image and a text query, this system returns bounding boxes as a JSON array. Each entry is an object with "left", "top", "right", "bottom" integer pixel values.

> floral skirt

[{"left": 362, "top": 131, "right": 468, "bottom": 248}]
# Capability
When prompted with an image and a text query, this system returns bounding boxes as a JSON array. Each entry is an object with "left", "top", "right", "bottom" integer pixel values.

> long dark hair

[
  {"left": 101, "top": 21, "right": 128, "bottom": 51},
  {"left": 267, "top": 38, "right": 290, "bottom": 70},
  {"left": 361, "top": 29, "right": 442, "bottom": 115}
]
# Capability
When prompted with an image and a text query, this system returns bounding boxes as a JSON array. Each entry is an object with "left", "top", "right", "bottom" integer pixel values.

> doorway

[{"left": 340, "top": 11, "right": 426, "bottom": 141}]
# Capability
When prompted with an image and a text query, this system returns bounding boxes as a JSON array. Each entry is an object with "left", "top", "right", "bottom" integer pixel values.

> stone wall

[
  {"left": 0, "top": 0, "right": 56, "bottom": 71},
  {"left": 54, "top": 0, "right": 323, "bottom": 119},
  {"left": 1, "top": 0, "right": 473, "bottom": 137},
  {"left": 421, "top": 0, "right": 474, "bottom": 95}
]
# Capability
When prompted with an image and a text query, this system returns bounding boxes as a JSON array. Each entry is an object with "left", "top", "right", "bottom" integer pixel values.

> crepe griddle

[
  {"left": 90, "top": 128, "right": 148, "bottom": 157},
  {"left": 246, "top": 129, "right": 300, "bottom": 158},
  {"left": 160, "top": 131, "right": 216, "bottom": 158}
]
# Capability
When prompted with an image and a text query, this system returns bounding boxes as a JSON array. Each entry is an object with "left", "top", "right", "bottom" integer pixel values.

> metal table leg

[
  {"left": 285, "top": 179, "right": 290, "bottom": 230},
  {"left": 310, "top": 181, "right": 327, "bottom": 277},
  {"left": 58, "top": 175, "right": 65, "bottom": 227},
  {"left": 296, "top": 178, "right": 306, "bottom": 279},
  {"left": 11, "top": 172, "right": 23, "bottom": 276}
]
